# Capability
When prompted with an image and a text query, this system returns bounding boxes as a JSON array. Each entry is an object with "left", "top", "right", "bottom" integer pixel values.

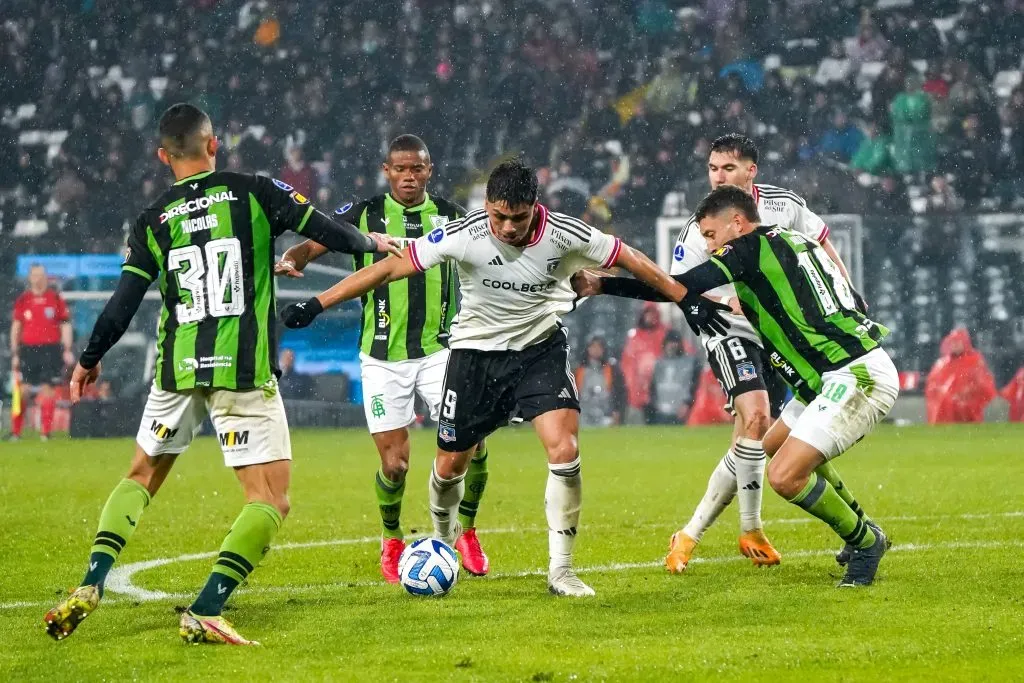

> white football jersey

[
  {"left": 671, "top": 183, "right": 829, "bottom": 353},
  {"left": 409, "top": 205, "right": 622, "bottom": 351}
]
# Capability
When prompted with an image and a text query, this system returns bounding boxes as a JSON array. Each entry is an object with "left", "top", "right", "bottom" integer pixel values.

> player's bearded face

[
  {"left": 707, "top": 151, "right": 755, "bottom": 190},
  {"left": 699, "top": 211, "right": 744, "bottom": 251},
  {"left": 384, "top": 150, "right": 432, "bottom": 204},
  {"left": 486, "top": 201, "right": 537, "bottom": 245}
]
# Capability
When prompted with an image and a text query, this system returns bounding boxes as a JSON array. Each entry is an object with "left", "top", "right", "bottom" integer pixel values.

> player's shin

[
  {"left": 189, "top": 502, "right": 283, "bottom": 617},
  {"left": 733, "top": 438, "right": 766, "bottom": 532},
  {"left": 375, "top": 469, "right": 406, "bottom": 539},
  {"left": 682, "top": 451, "right": 737, "bottom": 542},
  {"left": 788, "top": 472, "right": 876, "bottom": 550},
  {"left": 814, "top": 461, "right": 871, "bottom": 522},
  {"left": 82, "top": 478, "right": 151, "bottom": 594},
  {"left": 545, "top": 456, "right": 582, "bottom": 573},
  {"left": 458, "top": 444, "right": 489, "bottom": 529},
  {"left": 429, "top": 462, "right": 465, "bottom": 544}
]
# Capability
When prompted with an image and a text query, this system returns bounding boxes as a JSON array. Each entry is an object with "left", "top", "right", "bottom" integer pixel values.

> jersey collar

[
  {"left": 751, "top": 184, "right": 760, "bottom": 203},
  {"left": 525, "top": 204, "right": 549, "bottom": 247},
  {"left": 386, "top": 191, "right": 431, "bottom": 213},
  {"left": 174, "top": 170, "right": 215, "bottom": 186}
]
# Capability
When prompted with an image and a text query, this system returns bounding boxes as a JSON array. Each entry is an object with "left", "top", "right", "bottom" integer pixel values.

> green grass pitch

[{"left": 2, "top": 424, "right": 1023, "bottom": 681}]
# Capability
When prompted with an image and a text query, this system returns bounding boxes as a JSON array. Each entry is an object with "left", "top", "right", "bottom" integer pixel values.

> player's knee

[
  {"left": 740, "top": 408, "right": 772, "bottom": 440},
  {"left": 766, "top": 458, "right": 802, "bottom": 499},
  {"left": 545, "top": 435, "right": 579, "bottom": 464}
]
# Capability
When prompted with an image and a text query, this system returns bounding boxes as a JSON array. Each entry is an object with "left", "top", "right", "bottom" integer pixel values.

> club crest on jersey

[
  {"left": 335, "top": 202, "right": 353, "bottom": 215},
  {"left": 673, "top": 244, "right": 685, "bottom": 261},
  {"left": 272, "top": 178, "right": 294, "bottom": 192},
  {"left": 289, "top": 190, "right": 309, "bottom": 205},
  {"left": 737, "top": 362, "right": 757, "bottom": 381},
  {"left": 428, "top": 227, "right": 445, "bottom": 243},
  {"left": 430, "top": 215, "right": 449, "bottom": 230},
  {"left": 546, "top": 257, "right": 561, "bottom": 274}
]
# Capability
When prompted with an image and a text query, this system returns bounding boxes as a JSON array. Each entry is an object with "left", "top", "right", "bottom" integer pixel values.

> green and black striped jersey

[
  {"left": 707, "top": 225, "right": 889, "bottom": 403},
  {"left": 336, "top": 193, "right": 463, "bottom": 361},
  {"left": 124, "top": 170, "right": 319, "bottom": 392}
]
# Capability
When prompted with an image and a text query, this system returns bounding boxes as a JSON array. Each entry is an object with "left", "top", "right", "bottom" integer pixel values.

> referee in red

[{"left": 9, "top": 264, "right": 74, "bottom": 440}]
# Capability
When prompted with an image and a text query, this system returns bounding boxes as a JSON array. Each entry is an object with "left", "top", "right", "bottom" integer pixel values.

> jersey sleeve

[
  {"left": 408, "top": 220, "right": 469, "bottom": 272},
  {"left": 668, "top": 219, "right": 710, "bottom": 276},
  {"left": 571, "top": 223, "right": 623, "bottom": 268},
  {"left": 253, "top": 175, "right": 316, "bottom": 238},
  {"left": 707, "top": 237, "right": 757, "bottom": 282},
  {"left": 332, "top": 199, "right": 365, "bottom": 227},
  {"left": 786, "top": 200, "right": 829, "bottom": 243},
  {"left": 55, "top": 294, "right": 70, "bottom": 323},
  {"left": 12, "top": 294, "right": 27, "bottom": 324},
  {"left": 122, "top": 216, "right": 160, "bottom": 283}
]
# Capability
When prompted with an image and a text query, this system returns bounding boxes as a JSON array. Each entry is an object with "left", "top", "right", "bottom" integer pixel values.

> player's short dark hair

[
  {"left": 387, "top": 134, "right": 430, "bottom": 161},
  {"left": 694, "top": 185, "right": 761, "bottom": 223},
  {"left": 486, "top": 159, "right": 538, "bottom": 206},
  {"left": 710, "top": 133, "right": 759, "bottom": 164},
  {"left": 158, "top": 103, "right": 213, "bottom": 159}
]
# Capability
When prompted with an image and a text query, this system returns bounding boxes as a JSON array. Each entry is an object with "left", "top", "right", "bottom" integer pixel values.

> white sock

[
  {"left": 682, "top": 451, "right": 737, "bottom": 542},
  {"left": 429, "top": 463, "right": 465, "bottom": 543},
  {"left": 545, "top": 456, "right": 582, "bottom": 574},
  {"left": 733, "top": 437, "right": 766, "bottom": 532}
]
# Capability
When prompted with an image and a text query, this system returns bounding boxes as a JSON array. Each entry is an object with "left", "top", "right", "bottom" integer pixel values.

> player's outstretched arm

[
  {"left": 275, "top": 239, "right": 329, "bottom": 278},
  {"left": 299, "top": 211, "right": 402, "bottom": 258},
  {"left": 280, "top": 250, "right": 419, "bottom": 329},
  {"left": 614, "top": 244, "right": 687, "bottom": 303},
  {"left": 72, "top": 271, "right": 150, "bottom": 402}
]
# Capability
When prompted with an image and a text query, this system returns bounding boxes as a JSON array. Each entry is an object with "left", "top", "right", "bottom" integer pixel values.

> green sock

[
  {"left": 458, "top": 443, "right": 490, "bottom": 529},
  {"left": 814, "top": 461, "right": 870, "bottom": 522},
  {"left": 375, "top": 469, "right": 406, "bottom": 539},
  {"left": 789, "top": 472, "right": 876, "bottom": 549},
  {"left": 82, "top": 478, "right": 151, "bottom": 592},
  {"left": 190, "top": 502, "right": 283, "bottom": 616}
]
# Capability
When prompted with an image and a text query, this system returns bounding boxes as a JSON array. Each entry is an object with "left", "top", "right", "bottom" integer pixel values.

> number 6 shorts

[
  {"left": 136, "top": 380, "right": 292, "bottom": 467},
  {"left": 779, "top": 348, "right": 899, "bottom": 460},
  {"left": 359, "top": 349, "right": 450, "bottom": 434}
]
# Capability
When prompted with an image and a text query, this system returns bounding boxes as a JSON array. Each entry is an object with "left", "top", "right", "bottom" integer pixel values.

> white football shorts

[
  {"left": 359, "top": 349, "right": 449, "bottom": 433},
  {"left": 136, "top": 380, "right": 292, "bottom": 467},
  {"left": 779, "top": 348, "right": 899, "bottom": 459}
]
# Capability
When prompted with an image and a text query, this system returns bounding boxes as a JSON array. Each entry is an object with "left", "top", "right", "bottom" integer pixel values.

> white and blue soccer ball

[{"left": 398, "top": 538, "right": 460, "bottom": 597}]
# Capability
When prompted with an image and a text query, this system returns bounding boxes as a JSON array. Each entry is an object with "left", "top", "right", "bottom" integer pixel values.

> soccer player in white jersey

[
  {"left": 650, "top": 134, "right": 873, "bottom": 572},
  {"left": 282, "top": 160, "right": 729, "bottom": 597}
]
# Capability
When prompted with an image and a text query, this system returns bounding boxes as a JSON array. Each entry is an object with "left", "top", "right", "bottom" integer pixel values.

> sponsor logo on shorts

[
  {"left": 737, "top": 361, "right": 757, "bottom": 381},
  {"left": 219, "top": 430, "right": 250, "bottom": 448},
  {"left": 769, "top": 352, "right": 797, "bottom": 379},
  {"left": 150, "top": 420, "right": 179, "bottom": 440},
  {"left": 439, "top": 421, "right": 456, "bottom": 443},
  {"left": 428, "top": 227, "right": 445, "bottom": 243},
  {"left": 370, "top": 394, "right": 386, "bottom": 418}
]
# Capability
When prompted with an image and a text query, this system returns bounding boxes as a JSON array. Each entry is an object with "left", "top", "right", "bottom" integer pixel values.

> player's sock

[
  {"left": 682, "top": 450, "right": 737, "bottom": 542},
  {"left": 190, "top": 502, "right": 283, "bottom": 617},
  {"left": 375, "top": 469, "right": 406, "bottom": 539},
  {"left": 458, "top": 444, "right": 489, "bottom": 529},
  {"left": 38, "top": 393, "right": 56, "bottom": 436},
  {"left": 429, "top": 463, "right": 465, "bottom": 543},
  {"left": 733, "top": 437, "right": 766, "bottom": 532},
  {"left": 814, "top": 461, "right": 871, "bottom": 522},
  {"left": 81, "top": 478, "right": 151, "bottom": 594},
  {"left": 546, "top": 456, "right": 582, "bottom": 573},
  {"left": 788, "top": 472, "right": 876, "bottom": 550}
]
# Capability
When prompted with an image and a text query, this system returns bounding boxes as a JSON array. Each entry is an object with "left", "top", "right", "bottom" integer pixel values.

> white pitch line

[{"left": 4, "top": 537, "right": 1022, "bottom": 612}]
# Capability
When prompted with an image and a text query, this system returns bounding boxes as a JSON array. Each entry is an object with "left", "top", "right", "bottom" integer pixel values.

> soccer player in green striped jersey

[
  {"left": 43, "top": 104, "right": 400, "bottom": 645},
  {"left": 581, "top": 185, "right": 899, "bottom": 586},
  {"left": 276, "top": 135, "right": 492, "bottom": 582}
]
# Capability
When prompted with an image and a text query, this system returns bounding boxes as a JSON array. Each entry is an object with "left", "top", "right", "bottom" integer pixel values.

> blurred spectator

[
  {"left": 846, "top": 14, "right": 890, "bottom": 65},
  {"left": 850, "top": 120, "right": 892, "bottom": 175},
  {"left": 815, "top": 40, "right": 852, "bottom": 85},
  {"left": 574, "top": 336, "right": 626, "bottom": 427},
  {"left": 926, "top": 175, "right": 963, "bottom": 213},
  {"left": 945, "top": 114, "right": 996, "bottom": 207},
  {"left": 619, "top": 303, "right": 667, "bottom": 425},
  {"left": 278, "top": 147, "right": 317, "bottom": 199},
  {"left": 925, "top": 328, "right": 997, "bottom": 424},
  {"left": 890, "top": 73, "right": 936, "bottom": 175},
  {"left": 999, "top": 368, "right": 1024, "bottom": 423},
  {"left": 818, "top": 109, "right": 865, "bottom": 163},
  {"left": 866, "top": 175, "right": 911, "bottom": 215},
  {"left": 278, "top": 349, "right": 314, "bottom": 400},
  {"left": 648, "top": 331, "right": 699, "bottom": 425},
  {"left": 686, "top": 367, "right": 732, "bottom": 425}
]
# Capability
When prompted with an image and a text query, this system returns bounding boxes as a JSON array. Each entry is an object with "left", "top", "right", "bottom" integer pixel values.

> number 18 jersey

[{"left": 123, "top": 170, "right": 316, "bottom": 392}]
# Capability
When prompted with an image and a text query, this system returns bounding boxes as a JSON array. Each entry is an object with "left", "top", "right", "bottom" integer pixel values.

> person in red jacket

[
  {"left": 9, "top": 264, "right": 74, "bottom": 440},
  {"left": 999, "top": 368, "right": 1024, "bottom": 422},
  {"left": 925, "top": 327, "right": 997, "bottom": 424},
  {"left": 277, "top": 146, "right": 318, "bottom": 199},
  {"left": 619, "top": 302, "right": 667, "bottom": 423}
]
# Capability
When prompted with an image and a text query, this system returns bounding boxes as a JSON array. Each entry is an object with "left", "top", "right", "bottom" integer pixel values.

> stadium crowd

[{"left": 2, "top": 0, "right": 1024, "bottom": 431}]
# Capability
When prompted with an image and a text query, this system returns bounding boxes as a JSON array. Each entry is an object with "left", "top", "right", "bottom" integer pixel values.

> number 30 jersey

[{"left": 123, "top": 170, "right": 316, "bottom": 392}]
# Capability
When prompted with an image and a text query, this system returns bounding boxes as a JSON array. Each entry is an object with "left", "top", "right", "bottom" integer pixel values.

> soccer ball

[{"left": 398, "top": 538, "right": 460, "bottom": 597}]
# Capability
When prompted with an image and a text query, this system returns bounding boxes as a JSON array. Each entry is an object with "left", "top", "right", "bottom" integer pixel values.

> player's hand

[
  {"left": 69, "top": 361, "right": 101, "bottom": 404},
  {"left": 368, "top": 233, "right": 404, "bottom": 258},
  {"left": 570, "top": 270, "right": 604, "bottom": 298},
  {"left": 274, "top": 258, "right": 304, "bottom": 278},
  {"left": 62, "top": 349, "right": 75, "bottom": 367},
  {"left": 678, "top": 293, "right": 731, "bottom": 337},
  {"left": 281, "top": 297, "right": 324, "bottom": 329},
  {"left": 852, "top": 288, "right": 869, "bottom": 315}
]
